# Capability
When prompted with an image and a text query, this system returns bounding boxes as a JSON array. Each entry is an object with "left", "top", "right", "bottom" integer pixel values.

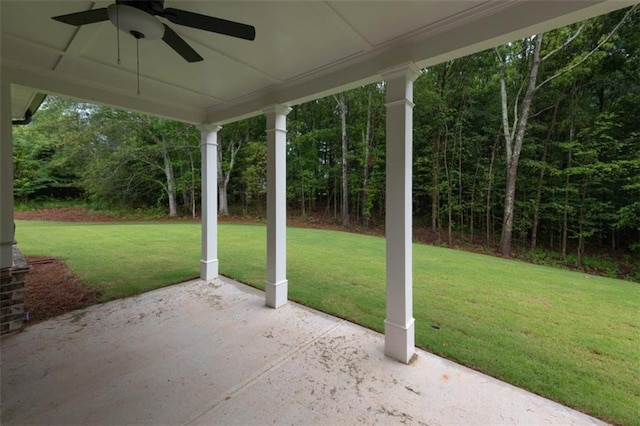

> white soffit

[{"left": 1, "top": 1, "right": 636, "bottom": 124}]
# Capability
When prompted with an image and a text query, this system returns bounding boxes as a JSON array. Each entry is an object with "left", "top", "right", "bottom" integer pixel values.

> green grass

[
  {"left": 15, "top": 221, "right": 202, "bottom": 300},
  {"left": 15, "top": 220, "right": 640, "bottom": 426}
]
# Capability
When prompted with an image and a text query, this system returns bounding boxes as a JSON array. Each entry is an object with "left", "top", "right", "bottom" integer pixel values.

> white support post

[
  {"left": 382, "top": 63, "right": 421, "bottom": 364},
  {"left": 199, "top": 124, "right": 221, "bottom": 281},
  {"left": 0, "top": 77, "right": 13, "bottom": 270},
  {"left": 263, "top": 105, "right": 291, "bottom": 308}
]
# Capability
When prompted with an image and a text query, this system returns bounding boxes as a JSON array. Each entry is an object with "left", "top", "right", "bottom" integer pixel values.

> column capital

[
  {"left": 197, "top": 123, "right": 222, "bottom": 133},
  {"left": 262, "top": 104, "right": 292, "bottom": 117},
  {"left": 380, "top": 62, "right": 421, "bottom": 83},
  {"left": 385, "top": 99, "right": 415, "bottom": 109}
]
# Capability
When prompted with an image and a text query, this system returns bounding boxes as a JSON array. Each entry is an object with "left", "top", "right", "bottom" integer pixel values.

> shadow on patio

[{"left": 1, "top": 277, "right": 604, "bottom": 425}]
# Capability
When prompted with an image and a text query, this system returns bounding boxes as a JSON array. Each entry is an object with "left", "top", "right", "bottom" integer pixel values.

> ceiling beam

[
  {"left": 207, "top": 0, "right": 634, "bottom": 124},
  {"left": 3, "top": 63, "right": 205, "bottom": 124}
]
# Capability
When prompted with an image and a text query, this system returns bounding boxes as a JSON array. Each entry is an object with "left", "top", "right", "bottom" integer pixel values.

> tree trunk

[
  {"left": 360, "top": 87, "right": 373, "bottom": 227},
  {"left": 530, "top": 137, "right": 548, "bottom": 250},
  {"left": 190, "top": 152, "right": 196, "bottom": 218},
  {"left": 217, "top": 143, "right": 228, "bottom": 216},
  {"left": 337, "top": 93, "right": 349, "bottom": 227},
  {"left": 498, "top": 35, "right": 543, "bottom": 256},
  {"left": 469, "top": 158, "right": 482, "bottom": 245},
  {"left": 431, "top": 132, "right": 440, "bottom": 235},
  {"left": 217, "top": 137, "right": 241, "bottom": 216},
  {"left": 334, "top": 178, "right": 338, "bottom": 219},
  {"left": 443, "top": 127, "right": 453, "bottom": 247},
  {"left": 562, "top": 141, "right": 573, "bottom": 260},
  {"left": 562, "top": 88, "right": 577, "bottom": 260},
  {"left": 531, "top": 100, "right": 559, "bottom": 249},
  {"left": 486, "top": 135, "right": 499, "bottom": 246},
  {"left": 577, "top": 179, "right": 588, "bottom": 267},
  {"left": 301, "top": 175, "right": 306, "bottom": 216},
  {"left": 500, "top": 163, "right": 518, "bottom": 254},
  {"left": 162, "top": 141, "right": 178, "bottom": 217},
  {"left": 218, "top": 182, "right": 228, "bottom": 215},
  {"left": 458, "top": 116, "right": 464, "bottom": 243}
]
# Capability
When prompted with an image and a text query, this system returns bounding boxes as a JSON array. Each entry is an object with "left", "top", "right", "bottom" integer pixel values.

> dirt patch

[
  {"left": 24, "top": 256, "right": 102, "bottom": 324},
  {"left": 16, "top": 206, "right": 381, "bottom": 234},
  {"left": 16, "top": 207, "right": 120, "bottom": 222}
]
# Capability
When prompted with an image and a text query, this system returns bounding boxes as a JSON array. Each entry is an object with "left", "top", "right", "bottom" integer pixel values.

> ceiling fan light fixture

[
  {"left": 53, "top": 1, "right": 254, "bottom": 63},
  {"left": 107, "top": 4, "right": 164, "bottom": 40}
]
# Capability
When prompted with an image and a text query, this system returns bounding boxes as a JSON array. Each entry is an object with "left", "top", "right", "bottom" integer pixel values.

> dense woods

[{"left": 13, "top": 7, "right": 640, "bottom": 273}]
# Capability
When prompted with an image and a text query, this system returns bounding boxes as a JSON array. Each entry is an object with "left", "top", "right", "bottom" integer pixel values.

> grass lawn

[{"left": 16, "top": 220, "right": 640, "bottom": 426}]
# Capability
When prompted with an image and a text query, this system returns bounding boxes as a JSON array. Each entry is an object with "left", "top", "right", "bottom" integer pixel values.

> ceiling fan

[{"left": 52, "top": 0, "right": 256, "bottom": 63}]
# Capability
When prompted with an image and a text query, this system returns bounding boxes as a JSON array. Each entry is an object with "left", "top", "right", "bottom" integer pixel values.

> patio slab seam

[{"left": 185, "top": 316, "right": 346, "bottom": 425}]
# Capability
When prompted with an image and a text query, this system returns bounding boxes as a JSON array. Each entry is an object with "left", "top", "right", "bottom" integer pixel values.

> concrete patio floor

[{"left": 1, "top": 277, "right": 605, "bottom": 425}]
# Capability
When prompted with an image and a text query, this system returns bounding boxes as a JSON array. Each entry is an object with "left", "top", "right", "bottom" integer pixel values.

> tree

[
  {"left": 129, "top": 115, "right": 197, "bottom": 217},
  {"left": 218, "top": 116, "right": 265, "bottom": 215},
  {"left": 495, "top": 4, "right": 638, "bottom": 255},
  {"left": 237, "top": 141, "right": 267, "bottom": 213},
  {"left": 496, "top": 35, "right": 544, "bottom": 255},
  {"left": 335, "top": 92, "right": 349, "bottom": 226},
  {"left": 13, "top": 97, "right": 89, "bottom": 200},
  {"left": 217, "top": 133, "right": 241, "bottom": 216}
]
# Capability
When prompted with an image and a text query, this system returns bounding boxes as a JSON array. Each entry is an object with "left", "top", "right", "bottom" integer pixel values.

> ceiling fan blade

[
  {"left": 162, "top": 24, "right": 203, "bottom": 63},
  {"left": 161, "top": 8, "right": 255, "bottom": 41},
  {"left": 52, "top": 8, "right": 109, "bottom": 26}
]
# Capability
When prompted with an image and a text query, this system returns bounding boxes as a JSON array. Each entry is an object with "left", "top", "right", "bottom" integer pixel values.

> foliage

[
  {"left": 12, "top": 6, "right": 640, "bottom": 255},
  {"left": 13, "top": 97, "right": 88, "bottom": 200},
  {"left": 13, "top": 101, "right": 200, "bottom": 216}
]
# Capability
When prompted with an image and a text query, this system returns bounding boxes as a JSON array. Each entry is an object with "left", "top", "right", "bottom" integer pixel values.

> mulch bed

[
  {"left": 15, "top": 208, "right": 111, "bottom": 324},
  {"left": 24, "top": 256, "right": 102, "bottom": 324}
]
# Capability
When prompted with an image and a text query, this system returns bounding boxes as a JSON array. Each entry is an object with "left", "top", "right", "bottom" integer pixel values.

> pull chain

[{"left": 131, "top": 31, "right": 144, "bottom": 95}]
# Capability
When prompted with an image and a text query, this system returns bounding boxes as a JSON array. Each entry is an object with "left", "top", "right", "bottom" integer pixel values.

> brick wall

[{"left": 1, "top": 246, "right": 29, "bottom": 336}]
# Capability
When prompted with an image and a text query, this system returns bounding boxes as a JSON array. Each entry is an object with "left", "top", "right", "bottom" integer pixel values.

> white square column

[
  {"left": 0, "top": 77, "right": 13, "bottom": 269},
  {"left": 382, "top": 63, "right": 421, "bottom": 364},
  {"left": 264, "top": 105, "right": 291, "bottom": 308},
  {"left": 199, "top": 124, "right": 222, "bottom": 281}
]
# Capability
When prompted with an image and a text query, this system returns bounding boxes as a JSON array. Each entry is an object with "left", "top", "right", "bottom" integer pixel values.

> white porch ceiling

[{"left": 2, "top": 1, "right": 635, "bottom": 125}]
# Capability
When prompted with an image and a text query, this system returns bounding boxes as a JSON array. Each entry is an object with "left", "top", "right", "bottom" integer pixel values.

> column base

[
  {"left": 265, "top": 279, "right": 288, "bottom": 308},
  {"left": 200, "top": 259, "right": 219, "bottom": 281},
  {"left": 384, "top": 318, "right": 415, "bottom": 364},
  {"left": 1, "top": 247, "right": 29, "bottom": 336}
]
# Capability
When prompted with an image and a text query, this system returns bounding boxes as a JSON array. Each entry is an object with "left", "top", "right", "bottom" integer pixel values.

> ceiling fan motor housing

[
  {"left": 52, "top": 0, "right": 254, "bottom": 63},
  {"left": 115, "top": 0, "right": 165, "bottom": 16},
  {"left": 107, "top": 4, "right": 164, "bottom": 40}
]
